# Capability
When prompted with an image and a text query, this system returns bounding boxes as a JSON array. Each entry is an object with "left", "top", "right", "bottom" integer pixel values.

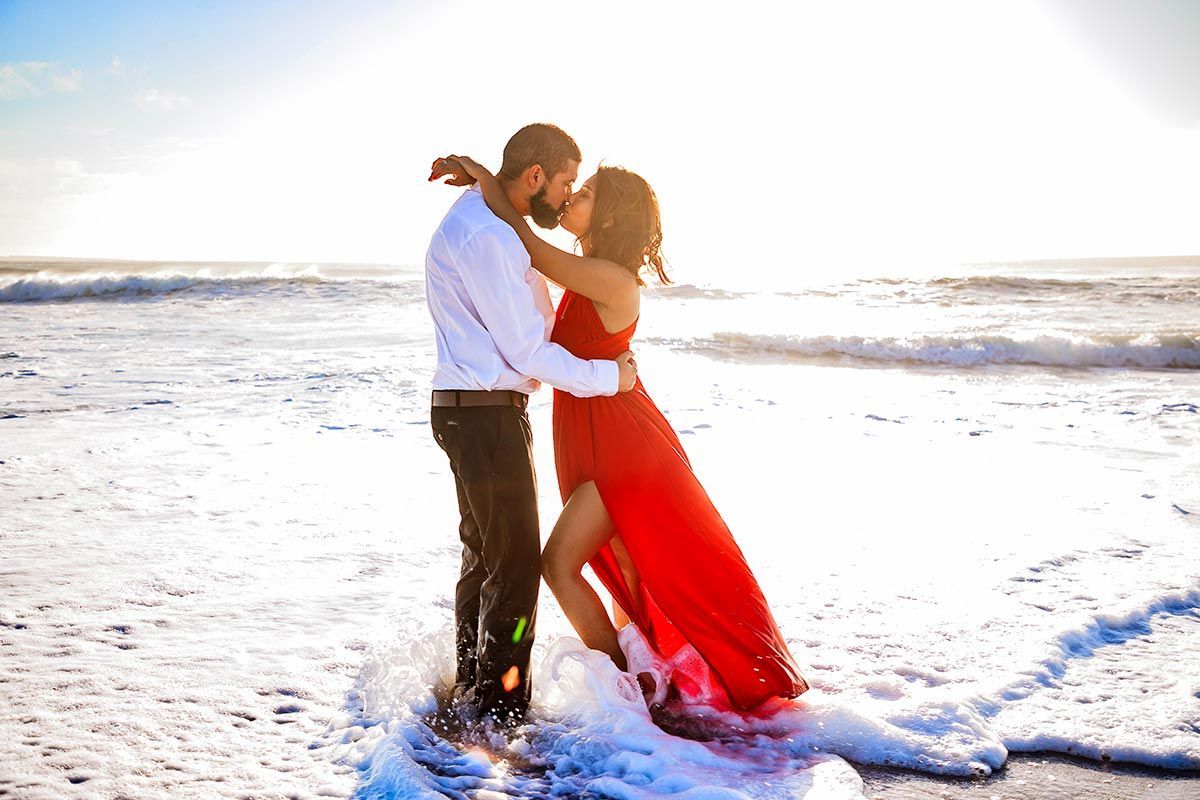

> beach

[
  {"left": 2, "top": 258, "right": 1198, "bottom": 799},
  {"left": 862, "top": 754, "right": 1200, "bottom": 799}
]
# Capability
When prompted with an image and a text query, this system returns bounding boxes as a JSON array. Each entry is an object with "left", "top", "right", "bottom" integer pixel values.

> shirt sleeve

[{"left": 455, "top": 224, "right": 620, "bottom": 398}]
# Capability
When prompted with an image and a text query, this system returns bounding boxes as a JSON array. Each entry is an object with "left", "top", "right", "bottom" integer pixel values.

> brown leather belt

[{"left": 431, "top": 389, "right": 528, "bottom": 410}]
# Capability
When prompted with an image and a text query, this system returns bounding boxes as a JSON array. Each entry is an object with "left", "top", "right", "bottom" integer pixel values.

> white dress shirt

[{"left": 425, "top": 185, "right": 619, "bottom": 398}]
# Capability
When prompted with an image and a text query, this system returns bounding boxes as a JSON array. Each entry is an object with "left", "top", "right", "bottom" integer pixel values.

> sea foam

[
  {"left": 326, "top": 632, "right": 873, "bottom": 800},
  {"left": 657, "top": 332, "right": 1200, "bottom": 369},
  {"left": 0, "top": 265, "right": 419, "bottom": 302}
]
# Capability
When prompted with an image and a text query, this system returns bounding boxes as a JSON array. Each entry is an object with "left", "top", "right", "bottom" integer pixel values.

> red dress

[{"left": 550, "top": 289, "right": 809, "bottom": 711}]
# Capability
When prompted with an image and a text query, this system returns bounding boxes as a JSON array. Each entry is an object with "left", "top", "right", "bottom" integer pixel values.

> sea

[{"left": 1, "top": 256, "right": 1197, "bottom": 799}]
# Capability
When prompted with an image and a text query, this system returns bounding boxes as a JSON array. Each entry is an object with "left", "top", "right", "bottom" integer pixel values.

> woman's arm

[{"left": 436, "top": 156, "right": 637, "bottom": 308}]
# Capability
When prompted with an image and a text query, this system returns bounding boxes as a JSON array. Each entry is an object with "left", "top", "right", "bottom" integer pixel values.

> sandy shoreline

[{"left": 860, "top": 753, "right": 1200, "bottom": 799}]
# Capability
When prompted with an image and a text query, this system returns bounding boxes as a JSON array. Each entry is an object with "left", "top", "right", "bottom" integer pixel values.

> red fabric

[{"left": 550, "top": 289, "right": 809, "bottom": 711}]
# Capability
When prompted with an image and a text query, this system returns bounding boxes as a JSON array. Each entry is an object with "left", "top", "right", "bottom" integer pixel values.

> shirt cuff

[{"left": 598, "top": 359, "right": 620, "bottom": 396}]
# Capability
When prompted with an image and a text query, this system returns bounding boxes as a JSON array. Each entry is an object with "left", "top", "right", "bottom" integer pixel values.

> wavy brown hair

[{"left": 580, "top": 166, "right": 668, "bottom": 286}]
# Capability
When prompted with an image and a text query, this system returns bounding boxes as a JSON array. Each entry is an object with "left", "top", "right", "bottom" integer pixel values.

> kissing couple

[{"left": 425, "top": 123, "right": 808, "bottom": 728}]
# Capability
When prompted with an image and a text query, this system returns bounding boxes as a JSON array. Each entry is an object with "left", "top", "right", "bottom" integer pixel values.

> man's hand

[{"left": 615, "top": 350, "right": 638, "bottom": 393}]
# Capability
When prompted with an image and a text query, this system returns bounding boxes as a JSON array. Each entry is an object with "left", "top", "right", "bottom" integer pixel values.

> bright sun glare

[{"left": 3, "top": 0, "right": 1198, "bottom": 286}]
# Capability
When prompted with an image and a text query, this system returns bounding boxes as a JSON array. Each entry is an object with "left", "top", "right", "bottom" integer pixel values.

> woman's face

[{"left": 560, "top": 174, "right": 597, "bottom": 238}]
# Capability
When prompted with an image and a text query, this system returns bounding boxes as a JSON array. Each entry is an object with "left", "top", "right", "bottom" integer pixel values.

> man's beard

[{"left": 529, "top": 184, "right": 565, "bottom": 229}]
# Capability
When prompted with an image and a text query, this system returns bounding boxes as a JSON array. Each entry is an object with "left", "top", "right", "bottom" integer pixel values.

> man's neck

[{"left": 499, "top": 178, "right": 531, "bottom": 217}]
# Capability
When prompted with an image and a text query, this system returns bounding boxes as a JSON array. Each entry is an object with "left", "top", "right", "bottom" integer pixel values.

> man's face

[{"left": 529, "top": 159, "right": 580, "bottom": 229}]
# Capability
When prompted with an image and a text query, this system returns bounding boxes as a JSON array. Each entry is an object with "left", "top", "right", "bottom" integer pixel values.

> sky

[{"left": 1, "top": 0, "right": 1198, "bottom": 283}]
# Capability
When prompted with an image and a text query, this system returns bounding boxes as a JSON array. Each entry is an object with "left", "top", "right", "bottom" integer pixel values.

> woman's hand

[{"left": 428, "top": 155, "right": 490, "bottom": 186}]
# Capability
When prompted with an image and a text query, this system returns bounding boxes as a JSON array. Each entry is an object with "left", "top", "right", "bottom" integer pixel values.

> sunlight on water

[{"left": 1, "top": 259, "right": 1197, "bottom": 798}]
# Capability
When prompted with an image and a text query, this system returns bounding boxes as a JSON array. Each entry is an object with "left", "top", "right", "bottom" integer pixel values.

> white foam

[
  {"left": 329, "top": 633, "right": 869, "bottom": 800},
  {"left": 676, "top": 331, "right": 1200, "bottom": 369},
  {"left": 4, "top": 269, "right": 1199, "bottom": 797},
  {"left": 0, "top": 271, "right": 213, "bottom": 301},
  {"left": 0, "top": 265, "right": 420, "bottom": 302},
  {"left": 999, "top": 588, "right": 1200, "bottom": 703},
  {"left": 990, "top": 589, "right": 1200, "bottom": 769},
  {"left": 866, "top": 274, "right": 1200, "bottom": 303},
  {"left": 616, "top": 626, "right": 1007, "bottom": 777}
]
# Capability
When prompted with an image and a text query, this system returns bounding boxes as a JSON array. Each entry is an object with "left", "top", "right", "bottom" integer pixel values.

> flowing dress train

[{"left": 550, "top": 289, "right": 808, "bottom": 711}]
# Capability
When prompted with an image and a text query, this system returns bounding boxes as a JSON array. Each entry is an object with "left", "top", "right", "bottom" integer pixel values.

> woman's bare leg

[
  {"left": 541, "top": 481, "right": 627, "bottom": 671},
  {"left": 605, "top": 534, "right": 657, "bottom": 699},
  {"left": 613, "top": 602, "right": 631, "bottom": 631},
  {"left": 609, "top": 535, "right": 641, "bottom": 629}
]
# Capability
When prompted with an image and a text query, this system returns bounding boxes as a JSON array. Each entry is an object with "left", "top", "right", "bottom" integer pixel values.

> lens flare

[{"left": 501, "top": 665, "right": 520, "bottom": 693}]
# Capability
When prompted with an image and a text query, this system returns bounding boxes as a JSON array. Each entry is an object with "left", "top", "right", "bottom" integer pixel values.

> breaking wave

[
  {"left": 0, "top": 267, "right": 419, "bottom": 303},
  {"left": 656, "top": 332, "right": 1200, "bottom": 369},
  {"left": 853, "top": 275, "right": 1200, "bottom": 304}
]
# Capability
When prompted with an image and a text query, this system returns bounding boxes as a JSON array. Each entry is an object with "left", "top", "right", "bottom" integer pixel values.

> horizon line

[{"left": 4, "top": 253, "right": 1200, "bottom": 268}]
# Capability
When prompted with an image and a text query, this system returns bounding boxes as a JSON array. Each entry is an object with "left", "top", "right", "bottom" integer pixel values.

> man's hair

[{"left": 497, "top": 123, "right": 581, "bottom": 182}]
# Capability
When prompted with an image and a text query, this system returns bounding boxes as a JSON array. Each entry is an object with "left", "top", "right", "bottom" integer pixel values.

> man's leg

[
  {"left": 456, "top": 406, "right": 541, "bottom": 725},
  {"left": 431, "top": 408, "right": 487, "bottom": 697},
  {"left": 451, "top": 472, "right": 486, "bottom": 694}
]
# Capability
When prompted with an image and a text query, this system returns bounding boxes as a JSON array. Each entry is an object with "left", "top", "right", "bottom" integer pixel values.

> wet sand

[{"left": 860, "top": 753, "right": 1200, "bottom": 799}]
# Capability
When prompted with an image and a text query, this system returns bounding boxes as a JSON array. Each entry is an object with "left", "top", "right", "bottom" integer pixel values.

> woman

[{"left": 433, "top": 155, "right": 808, "bottom": 712}]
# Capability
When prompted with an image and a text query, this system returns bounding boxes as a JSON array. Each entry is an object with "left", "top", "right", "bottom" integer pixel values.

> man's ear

[{"left": 526, "top": 164, "right": 545, "bottom": 189}]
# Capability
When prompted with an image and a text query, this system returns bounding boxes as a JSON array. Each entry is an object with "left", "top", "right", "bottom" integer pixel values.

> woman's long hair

[{"left": 578, "top": 166, "right": 669, "bottom": 285}]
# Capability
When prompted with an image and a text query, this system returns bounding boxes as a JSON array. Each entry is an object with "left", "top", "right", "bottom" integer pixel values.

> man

[{"left": 425, "top": 123, "right": 637, "bottom": 726}]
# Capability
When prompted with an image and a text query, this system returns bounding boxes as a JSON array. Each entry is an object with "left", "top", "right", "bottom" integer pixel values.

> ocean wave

[
  {"left": 652, "top": 283, "right": 750, "bottom": 300},
  {"left": 0, "top": 269, "right": 420, "bottom": 303},
  {"left": 993, "top": 587, "right": 1200, "bottom": 770},
  {"left": 1013, "top": 588, "right": 1200, "bottom": 697},
  {"left": 651, "top": 332, "right": 1200, "bottom": 369},
  {"left": 854, "top": 275, "right": 1200, "bottom": 303}
]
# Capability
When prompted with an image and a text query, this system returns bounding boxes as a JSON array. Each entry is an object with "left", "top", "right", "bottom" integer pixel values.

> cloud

[
  {"left": 0, "top": 62, "right": 44, "bottom": 100},
  {"left": 0, "top": 156, "right": 113, "bottom": 200},
  {"left": 0, "top": 61, "right": 83, "bottom": 99},
  {"left": 137, "top": 88, "right": 188, "bottom": 112},
  {"left": 107, "top": 56, "right": 147, "bottom": 80},
  {"left": 50, "top": 67, "right": 82, "bottom": 93}
]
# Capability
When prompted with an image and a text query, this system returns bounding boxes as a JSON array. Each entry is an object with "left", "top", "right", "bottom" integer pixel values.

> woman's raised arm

[{"left": 432, "top": 155, "right": 636, "bottom": 308}]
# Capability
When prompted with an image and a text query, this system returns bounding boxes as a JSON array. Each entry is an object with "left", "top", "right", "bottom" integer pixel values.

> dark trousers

[{"left": 431, "top": 404, "right": 540, "bottom": 723}]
